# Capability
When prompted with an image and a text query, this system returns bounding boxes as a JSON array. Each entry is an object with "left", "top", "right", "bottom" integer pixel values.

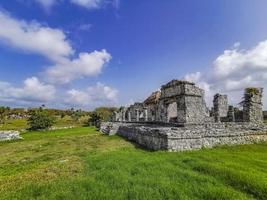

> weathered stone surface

[
  {"left": 113, "top": 81, "right": 264, "bottom": 125},
  {"left": 100, "top": 122, "right": 122, "bottom": 136},
  {"left": 243, "top": 88, "right": 263, "bottom": 124},
  {"left": 0, "top": 131, "right": 22, "bottom": 141},
  {"left": 144, "top": 91, "right": 161, "bottom": 122},
  {"left": 213, "top": 94, "right": 228, "bottom": 122},
  {"left": 100, "top": 122, "right": 267, "bottom": 151},
  {"left": 156, "top": 80, "right": 209, "bottom": 124},
  {"left": 107, "top": 80, "right": 266, "bottom": 152}
]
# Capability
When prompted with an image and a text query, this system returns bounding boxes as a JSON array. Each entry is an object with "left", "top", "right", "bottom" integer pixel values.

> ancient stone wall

[
  {"left": 213, "top": 94, "right": 228, "bottom": 122},
  {"left": 144, "top": 91, "right": 160, "bottom": 122},
  {"left": 243, "top": 88, "right": 263, "bottom": 124},
  {"left": 113, "top": 81, "right": 264, "bottom": 126},
  {"left": 156, "top": 80, "right": 209, "bottom": 124},
  {"left": 100, "top": 122, "right": 267, "bottom": 151}
]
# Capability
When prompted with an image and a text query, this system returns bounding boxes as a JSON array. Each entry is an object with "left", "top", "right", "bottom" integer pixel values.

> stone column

[
  {"left": 119, "top": 111, "right": 123, "bottom": 122},
  {"left": 227, "top": 105, "right": 235, "bottom": 122},
  {"left": 122, "top": 109, "right": 126, "bottom": 122},
  {"left": 243, "top": 88, "right": 263, "bottom": 124},
  {"left": 128, "top": 111, "right": 131, "bottom": 122},
  {"left": 112, "top": 112, "right": 117, "bottom": 122},
  {"left": 213, "top": 94, "right": 228, "bottom": 122},
  {"left": 144, "top": 109, "right": 148, "bottom": 122},
  {"left": 136, "top": 109, "right": 139, "bottom": 122}
]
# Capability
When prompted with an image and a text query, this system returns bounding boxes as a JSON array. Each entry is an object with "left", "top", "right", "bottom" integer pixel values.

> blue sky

[{"left": 0, "top": 0, "right": 267, "bottom": 110}]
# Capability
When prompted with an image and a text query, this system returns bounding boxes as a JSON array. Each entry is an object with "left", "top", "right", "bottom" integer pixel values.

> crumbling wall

[
  {"left": 144, "top": 91, "right": 161, "bottom": 122},
  {"left": 101, "top": 122, "right": 267, "bottom": 151},
  {"left": 243, "top": 88, "right": 263, "bottom": 124},
  {"left": 213, "top": 94, "right": 228, "bottom": 122},
  {"left": 113, "top": 81, "right": 264, "bottom": 126},
  {"left": 156, "top": 80, "right": 209, "bottom": 124},
  {"left": 184, "top": 95, "right": 209, "bottom": 124}
]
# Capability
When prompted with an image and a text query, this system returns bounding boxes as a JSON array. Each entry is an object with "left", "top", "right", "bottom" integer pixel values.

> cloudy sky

[{"left": 0, "top": 0, "right": 267, "bottom": 110}]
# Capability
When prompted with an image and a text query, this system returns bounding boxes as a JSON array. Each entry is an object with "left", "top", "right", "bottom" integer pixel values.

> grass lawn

[
  {"left": 0, "top": 119, "right": 29, "bottom": 131},
  {"left": 0, "top": 127, "right": 267, "bottom": 200},
  {"left": 0, "top": 116, "right": 87, "bottom": 131}
]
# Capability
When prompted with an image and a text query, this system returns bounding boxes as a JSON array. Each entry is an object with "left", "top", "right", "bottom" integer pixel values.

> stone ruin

[
  {"left": 0, "top": 131, "right": 22, "bottom": 141},
  {"left": 101, "top": 80, "right": 267, "bottom": 151}
]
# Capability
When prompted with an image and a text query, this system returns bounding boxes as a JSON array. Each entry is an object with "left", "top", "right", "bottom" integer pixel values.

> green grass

[
  {"left": 0, "top": 116, "right": 87, "bottom": 131},
  {"left": 0, "top": 127, "right": 267, "bottom": 200},
  {"left": 0, "top": 118, "right": 29, "bottom": 130}
]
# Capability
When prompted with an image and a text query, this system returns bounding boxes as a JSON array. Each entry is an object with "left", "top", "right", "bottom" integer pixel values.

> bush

[
  {"left": 28, "top": 109, "right": 55, "bottom": 130},
  {"left": 87, "top": 112, "right": 102, "bottom": 128}
]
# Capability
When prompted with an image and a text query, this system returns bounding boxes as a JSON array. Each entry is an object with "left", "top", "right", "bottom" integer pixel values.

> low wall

[{"left": 100, "top": 122, "right": 267, "bottom": 151}]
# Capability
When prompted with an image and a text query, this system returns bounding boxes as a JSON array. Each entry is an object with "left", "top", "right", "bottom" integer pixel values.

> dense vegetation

[
  {"left": 28, "top": 108, "right": 56, "bottom": 130},
  {"left": 0, "top": 127, "right": 267, "bottom": 200}
]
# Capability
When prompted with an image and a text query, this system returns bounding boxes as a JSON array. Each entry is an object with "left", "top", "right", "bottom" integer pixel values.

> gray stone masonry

[
  {"left": 157, "top": 80, "right": 209, "bottom": 124},
  {"left": 227, "top": 106, "right": 235, "bottom": 122},
  {"left": 108, "top": 80, "right": 266, "bottom": 151},
  {"left": 243, "top": 88, "right": 263, "bottom": 124},
  {"left": 100, "top": 122, "right": 267, "bottom": 151},
  {"left": 213, "top": 94, "right": 228, "bottom": 122}
]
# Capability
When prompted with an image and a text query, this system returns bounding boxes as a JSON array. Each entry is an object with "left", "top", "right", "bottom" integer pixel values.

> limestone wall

[
  {"left": 243, "top": 88, "right": 263, "bottom": 124},
  {"left": 100, "top": 122, "right": 267, "bottom": 151},
  {"left": 213, "top": 94, "right": 228, "bottom": 122}
]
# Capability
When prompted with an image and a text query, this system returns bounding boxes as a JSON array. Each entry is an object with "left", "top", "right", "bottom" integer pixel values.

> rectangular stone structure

[
  {"left": 157, "top": 80, "right": 209, "bottom": 124},
  {"left": 243, "top": 88, "right": 263, "bottom": 124},
  {"left": 213, "top": 94, "right": 228, "bottom": 122}
]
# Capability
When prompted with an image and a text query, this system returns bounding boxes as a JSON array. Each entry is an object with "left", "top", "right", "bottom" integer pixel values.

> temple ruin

[{"left": 101, "top": 80, "right": 267, "bottom": 151}]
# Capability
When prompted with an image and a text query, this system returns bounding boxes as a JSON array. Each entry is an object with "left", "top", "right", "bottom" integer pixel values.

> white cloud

[
  {"left": 0, "top": 11, "right": 112, "bottom": 84},
  {"left": 45, "top": 49, "right": 111, "bottom": 84},
  {"left": 185, "top": 40, "right": 267, "bottom": 108},
  {"left": 0, "top": 10, "right": 117, "bottom": 108},
  {"left": 35, "top": 0, "right": 58, "bottom": 10},
  {"left": 34, "top": 0, "right": 119, "bottom": 10},
  {"left": 78, "top": 23, "right": 92, "bottom": 31},
  {"left": 70, "top": 0, "right": 105, "bottom": 9},
  {"left": 65, "top": 82, "right": 118, "bottom": 107},
  {"left": 0, "top": 77, "right": 56, "bottom": 104},
  {"left": 0, "top": 11, "right": 73, "bottom": 62}
]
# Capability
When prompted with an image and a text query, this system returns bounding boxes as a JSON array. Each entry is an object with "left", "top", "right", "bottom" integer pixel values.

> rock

[{"left": 0, "top": 131, "right": 22, "bottom": 141}]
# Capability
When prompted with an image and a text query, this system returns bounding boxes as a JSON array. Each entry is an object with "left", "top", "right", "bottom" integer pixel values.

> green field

[
  {"left": 0, "top": 116, "right": 88, "bottom": 131},
  {"left": 0, "top": 127, "right": 267, "bottom": 200}
]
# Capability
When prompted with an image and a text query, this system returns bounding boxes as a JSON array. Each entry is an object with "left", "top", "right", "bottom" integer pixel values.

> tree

[
  {"left": 87, "top": 112, "right": 102, "bottom": 128},
  {"left": 94, "top": 107, "right": 118, "bottom": 122},
  {"left": 0, "top": 106, "right": 10, "bottom": 124},
  {"left": 28, "top": 108, "right": 55, "bottom": 130}
]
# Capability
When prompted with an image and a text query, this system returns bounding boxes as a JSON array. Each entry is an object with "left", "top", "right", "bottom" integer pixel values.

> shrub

[
  {"left": 28, "top": 109, "right": 55, "bottom": 130},
  {"left": 87, "top": 112, "right": 102, "bottom": 128}
]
